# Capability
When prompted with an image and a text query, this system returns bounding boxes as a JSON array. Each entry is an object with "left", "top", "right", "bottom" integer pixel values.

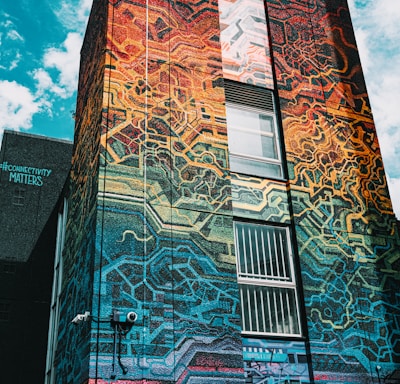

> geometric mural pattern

[
  {"left": 67, "top": 0, "right": 244, "bottom": 382},
  {"left": 242, "top": 338, "right": 311, "bottom": 382},
  {"left": 266, "top": 0, "right": 400, "bottom": 382},
  {"left": 56, "top": 0, "right": 400, "bottom": 383},
  {"left": 231, "top": 173, "right": 291, "bottom": 223}
]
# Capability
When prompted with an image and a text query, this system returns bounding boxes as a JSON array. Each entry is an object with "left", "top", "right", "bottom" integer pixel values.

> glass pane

[
  {"left": 226, "top": 103, "right": 282, "bottom": 178},
  {"left": 259, "top": 114, "right": 274, "bottom": 133},
  {"left": 229, "top": 155, "right": 282, "bottom": 179},
  {"left": 228, "top": 126, "right": 264, "bottom": 157},
  {"left": 261, "top": 135, "right": 277, "bottom": 159},
  {"left": 226, "top": 106, "right": 275, "bottom": 159}
]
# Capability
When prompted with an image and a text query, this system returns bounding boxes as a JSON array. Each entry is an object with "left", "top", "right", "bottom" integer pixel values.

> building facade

[
  {"left": 0, "top": 131, "right": 72, "bottom": 383},
  {"left": 50, "top": 0, "right": 400, "bottom": 383}
]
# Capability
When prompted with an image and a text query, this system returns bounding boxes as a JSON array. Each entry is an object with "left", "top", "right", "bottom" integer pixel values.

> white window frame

[
  {"left": 225, "top": 81, "right": 283, "bottom": 179},
  {"left": 234, "top": 221, "right": 301, "bottom": 337},
  {"left": 45, "top": 198, "right": 68, "bottom": 384}
]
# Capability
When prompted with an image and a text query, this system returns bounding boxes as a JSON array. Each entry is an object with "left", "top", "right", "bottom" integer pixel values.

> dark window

[
  {"left": 297, "top": 354, "right": 308, "bottom": 364},
  {"left": 12, "top": 187, "right": 25, "bottom": 206},
  {"left": 0, "top": 302, "right": 11, "bottom": 322},
  {"left": 2, "top": 263, "right": 17, "bottom": 274}
]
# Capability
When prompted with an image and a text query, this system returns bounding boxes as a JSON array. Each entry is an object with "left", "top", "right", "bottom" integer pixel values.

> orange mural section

[{"left": 100, "top": 1, "right": 232, "bottom": 213}]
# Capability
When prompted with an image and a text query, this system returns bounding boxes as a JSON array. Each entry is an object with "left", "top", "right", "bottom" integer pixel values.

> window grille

[{"left": 234, "top": 221, "right": 301, "bottom": 336}]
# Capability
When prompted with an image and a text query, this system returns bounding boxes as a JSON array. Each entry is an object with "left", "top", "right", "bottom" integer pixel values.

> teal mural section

[
  {"left": 242, "top": 338, "right": 311, "bottom": 382},
  {"left": 91, "top": 183, "right": 243, "bottom": 381}
]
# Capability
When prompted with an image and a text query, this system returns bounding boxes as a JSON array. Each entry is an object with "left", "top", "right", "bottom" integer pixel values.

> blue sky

[{"left": 0, "top": 0, "right": 398, "bottom": 218}]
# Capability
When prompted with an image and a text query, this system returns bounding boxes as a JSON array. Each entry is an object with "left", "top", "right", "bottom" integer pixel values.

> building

[
  {"left": 45, "top": 0, "right": 400, "bottom": 383},
  {"left": 0, "top": 131, "right": 72, "bottom": 383}
]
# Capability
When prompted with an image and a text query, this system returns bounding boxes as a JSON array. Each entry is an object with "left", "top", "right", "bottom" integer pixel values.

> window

[
  {"left": 225, "top": 81, "right": 283, "bottom": 179},
  {"left": 234, "top": 221, "right": 301, "bottom": 336},
  {"left": 12, "top": 187, "right": 25, "bottom": 206},
  {"left": 0, "top": 302, "right": 10, "bottom": 322},
  {"left": 2, "top": 262, "right": 17, "bottom": 274}
]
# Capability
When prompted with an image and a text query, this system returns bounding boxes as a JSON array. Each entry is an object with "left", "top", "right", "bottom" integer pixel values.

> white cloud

[
  {"left": 368, "top": 0, "right": 400, "bottom": 41},
  {"left": 34, "top": 68, "right": 56, "bottom": 94},
  {"left": 43, "top": 32, "right": 83, "bottom": 97},
  {"left": 349, "top": 0, "right": 400, "bottom": 219},
  {"left": 31, "top": 69, "right": 57, "bottom": 114},
  {"left": 368, "top": 67, "right": 400, "bottom": 132},
  {"left": 0, "top": 80, "right": 42, "bottom": 136},
  {"left": 8, "top": 52, "right": 22, "bottom": 70},
  {"left": 0, "top": 18, "right": 24, "bottom": 42},
  {"left": 6, "top": 28, "right": 24, "bottom": 42},
  {"left": 53, "top": 0, "right": 93, "bottom": 32},
  {"left": 387, "top": 176, "right": 400, "bottom": 220},
  {"left": 0, "top": 14, "right": 25, "bottom": 70},
  {"left": 378, "top": 127, "right": 400, "bottom": 167}
]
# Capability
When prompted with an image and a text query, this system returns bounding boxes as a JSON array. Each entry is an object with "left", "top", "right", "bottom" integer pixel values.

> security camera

[
  {"left": 126, "top": 311, "right": 137, "bottom": 323},
  {"left": 71, "top": 311, "right": 90, "bottom": 325},
  {"left": 72, "top": 314, "right": 85, "bottom": 324},
  {"left": 111, "top": 310, "right": 138, "bottom": 324}
]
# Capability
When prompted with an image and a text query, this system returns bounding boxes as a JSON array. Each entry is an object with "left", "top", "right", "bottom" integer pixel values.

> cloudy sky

[{"left": 0, "top": 0, "right": 398, "bottom": 218}]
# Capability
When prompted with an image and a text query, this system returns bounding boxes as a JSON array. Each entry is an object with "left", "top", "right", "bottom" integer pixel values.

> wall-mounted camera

[
  {"left": 71, "top": 311, "right": 91, "bottom": 325},
  {"left": 111, "top": 310, "right": 138, "bottom": 324},
  {"left": 109, "top": 309, "right": 138, "bottom": 377}
]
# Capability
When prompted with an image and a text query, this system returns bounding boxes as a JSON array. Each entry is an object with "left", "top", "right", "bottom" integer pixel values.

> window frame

[
  {"left": 45, "top": 198, "right": 68, "bottom": 384},
  {"left": 225, "top": 81, "right": 284, "bottom": 179},
  {"left": 12, "top": 187, "right": 26, "bottom": 206},
  {"left": 234, "top": 221, "right": 302, "bottom": 338}
]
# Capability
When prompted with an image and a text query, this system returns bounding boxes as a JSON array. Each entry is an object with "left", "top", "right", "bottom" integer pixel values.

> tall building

[
  {"left": 0, "top": 131, "right": 72, "bottom": 383},
  {"left": 48, "top": 0, "right": 400, "bottom": 383}
]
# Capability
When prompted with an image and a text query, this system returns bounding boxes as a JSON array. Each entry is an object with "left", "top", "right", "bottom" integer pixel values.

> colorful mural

[
  {"left": 57, "top": 0, "right": 400, "bottom": 383},
  {"left": 242, "top": 338, "right": 311, "bottom": 383},
  {"left": 63, "top": 0, "right": 244, "bottom": 382},
  {"left": 266, "top": 0, "right": 400, "bottom": 382},
  {"left": 231, "top": 173, "right": 290, "bottom": 223}
]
